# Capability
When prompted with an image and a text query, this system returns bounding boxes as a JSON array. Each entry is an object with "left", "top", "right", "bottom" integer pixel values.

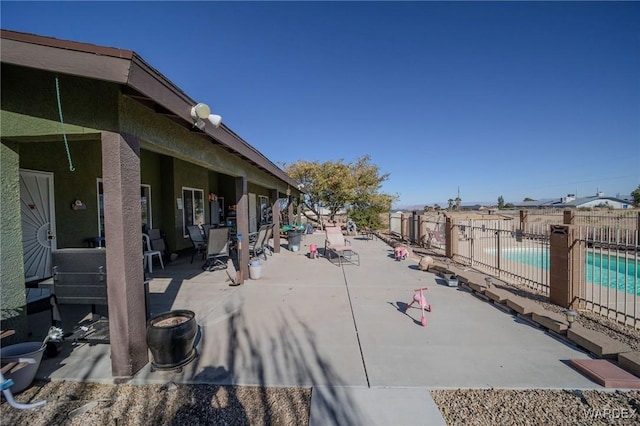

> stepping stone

[
  {"left": 618, "top": 352, "right": 640, "bottom": 378},
  {"left": 532, "top": 311, "right": 568, "bottom": 334},
  {"left": 485, "top": 287, "right": 510, "bottom": 304},
  {"left": 569, "top": 359, "right": 640, "bottom": 388},
  {"left": 506, "top": 296, "right": 542, "bottom": 316},
  {"left": 468, "top": 281, "right": 489, "bottom": 294},
  {"left": 567, "top": 326, "right": 632, "bottom": 359}
]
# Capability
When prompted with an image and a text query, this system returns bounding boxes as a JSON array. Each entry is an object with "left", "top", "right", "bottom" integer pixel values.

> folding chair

[
  {"left": 203, "top": 227, "right": 230, "bottom": 271},
  {"left": 248, "top": 224, "right": 270, "bottom": 261},
  {"left": 187, "top": 225, "right": 207, "bottom": 263},
  {"left": 324, "top": 225, "right": 360, "bottom": 266}
]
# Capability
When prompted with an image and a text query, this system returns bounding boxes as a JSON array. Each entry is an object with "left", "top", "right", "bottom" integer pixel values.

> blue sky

[{"left": 2, "top": 1, "right": 639, "bottom": 208}]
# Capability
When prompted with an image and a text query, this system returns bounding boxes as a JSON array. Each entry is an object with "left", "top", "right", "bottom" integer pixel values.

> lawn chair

[
  {"left": 187, "top": 225, "right": 207, "bottom": 264},
  {"left": 248, "top": 224, "right": 270, "bottom": 261},
  {"left": 203, "top": 227, "right": 230, "bottom": 271},
  {"left": 264, "top": 223, "right": 275, "bottom": 257},
  {"left": 324, "top": 225, "right": 360, "bottom": 266}
]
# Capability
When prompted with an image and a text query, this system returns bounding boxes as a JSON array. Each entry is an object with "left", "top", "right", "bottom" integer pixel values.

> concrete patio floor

[{"left": 35, "top": 231, "right": 603, "bottom": 425}]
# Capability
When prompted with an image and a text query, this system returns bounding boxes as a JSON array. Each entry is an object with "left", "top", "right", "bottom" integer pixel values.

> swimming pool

[{"left": 494, "top": 248, "right": 639, "bottom": 296}]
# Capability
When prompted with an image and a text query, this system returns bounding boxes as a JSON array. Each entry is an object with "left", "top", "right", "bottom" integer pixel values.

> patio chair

[
  {"left": 248, "top": 224, "right": 270, "bottom": 261},
  {"left": 264, "top": 223, "right": 275, "bottom": 256},
  {"left": 143, "top": 233, "right": 164, "bottom": 273},
  {"left": 148, "top": 228, "right": 167, "bottom": 259},
  {"left": 187, "top": 225, "right": 207, "bottom": 263},
  {"left": 203, "top": 227, "right": 230, "bottom": 271},
  {"left": 324, "top": 225, "right": 360, "bottom": 266}
]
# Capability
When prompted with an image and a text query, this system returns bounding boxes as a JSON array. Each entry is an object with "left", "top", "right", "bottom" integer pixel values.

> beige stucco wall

[{"left": 0, "top": 141, "right": 28, "bottom": 340}]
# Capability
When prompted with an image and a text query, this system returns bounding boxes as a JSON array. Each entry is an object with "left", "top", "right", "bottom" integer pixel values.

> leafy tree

[
  {"left": 285, "top": 155, "right": 396, "bottom": 229},
  {"left": 523, "top": 197, "right": 535, "bottom": 202},
  {"left": 504, "top": 203, "right": 515, "bottom": 209},
  {"left": 632, "top": 185, "right": 640, "bottom": 207},
  {"left": 454, "top": 197, "right": 461, "bottom": 210},
  {"left": 447, "top": 199, "right": 454, "bottom": 210},
  {"left": 434, "top": 204, "right": 441, "bottom": 211},
  {"left": 497, "top": 196, "right": 505, "bottom": 209}
]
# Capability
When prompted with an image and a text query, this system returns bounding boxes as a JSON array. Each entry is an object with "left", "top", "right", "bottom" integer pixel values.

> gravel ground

[
  {"left": 1, "top": 381, "right": 311, "bottom": 426},
  {"left": 4, "top": 382, "right": 639, "bottom": 425},
  {"left": 432, "top": 389, "right": 640, "bottom": 426}
]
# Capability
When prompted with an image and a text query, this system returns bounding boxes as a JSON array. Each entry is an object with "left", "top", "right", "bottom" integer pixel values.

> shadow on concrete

[{"left": 182, "top": 302, "right": 363, "bottom": 425}]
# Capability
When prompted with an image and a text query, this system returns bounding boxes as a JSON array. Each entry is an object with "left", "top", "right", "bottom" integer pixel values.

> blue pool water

[{"left": 497, "top": 248, "right": 639, "bottom": 296}]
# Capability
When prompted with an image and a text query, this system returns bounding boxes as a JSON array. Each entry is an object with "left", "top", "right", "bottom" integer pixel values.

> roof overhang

[{"left": 0, "top": 29, "right": 301, "bottom": 191}]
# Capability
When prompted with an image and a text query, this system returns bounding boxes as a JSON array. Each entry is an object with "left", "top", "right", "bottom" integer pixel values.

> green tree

[
  {"left": 285, "top": 155, "right": 396, "bottom": 229},
  {"left": 632, "top": 185, "right": 640, "bottom": 207},
  {"left": 447, "top": 199, "right": 454, "bottom": 210},
  {"left": 498, "top": 196, "right": 505, "bottom": 209},
  {"left": 454, "top": 197, "right": 461, "bottom": 210},
  {"left": 523, "top": 197, "right": 535, "bottom": 202},
  {"left": 434, "top": 204, "right": 441, "bottom": 211}
]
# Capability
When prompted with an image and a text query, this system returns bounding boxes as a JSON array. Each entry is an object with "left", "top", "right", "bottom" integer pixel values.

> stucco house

[
  {"left": 0, "top": 30, "right": 302, "bottom": 377},
  {"left": 511, "top": 193, "right": 632, "bottom": 210}
]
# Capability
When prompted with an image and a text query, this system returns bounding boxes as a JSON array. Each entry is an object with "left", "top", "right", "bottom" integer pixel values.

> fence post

[
  {"left": 549, "top": 224, "right": 582, "bottom": 309},
  {"left": 563, "top": 210, "right": 575, "bottom": 225},
  {"left": 445, "top": 217, "right": 457, "bottom": 259},
  {"left": 519, "top": 210, "right": 528, "bottom": 230},
  {"left": 417, "top": 214, "right": 425, "bottom": 247},
  {"left": 411, "top": 210, "right": 418, "bottom": 244},
  {"left": 401, "top": 213, "right": 409, "bottom": 241}
]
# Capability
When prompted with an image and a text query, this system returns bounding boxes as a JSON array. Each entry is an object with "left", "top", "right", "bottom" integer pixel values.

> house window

[
  {"left": 97, "top": 179, "right": 153, "bottom": 237},
  {"left": 182, "top": 187, "right": 205, "bottom": 237}
]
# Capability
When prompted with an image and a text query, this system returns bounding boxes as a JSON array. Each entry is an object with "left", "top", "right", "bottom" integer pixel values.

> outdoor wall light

[
  {"left": 190, "top": 103, "right": 222, "bottom": 129},
  {"left": 563, "top": 309, "right": 578, "bottom": 328},
  {"left": 484, "top": 277, "right": 493, "bottom": 287}
]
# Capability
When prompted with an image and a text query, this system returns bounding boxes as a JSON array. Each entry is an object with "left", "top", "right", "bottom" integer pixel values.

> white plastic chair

[{"left": 143, "top": 234, "right": 164, "bottom": 273}]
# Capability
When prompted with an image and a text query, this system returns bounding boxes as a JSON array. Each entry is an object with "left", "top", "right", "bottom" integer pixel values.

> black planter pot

[{"left": 146, "top": 310, "right": 197, "bottom": 370}]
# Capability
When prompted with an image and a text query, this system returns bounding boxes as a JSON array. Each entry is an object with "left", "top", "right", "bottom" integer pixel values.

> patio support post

[
  {"left": 296, "top": 203, "right": 302, "bottom": 226},
  {"left": 235, "top": 176, "right": 248, "bottom": 284},
  {"left": 549, "top": 224, "right": 582, "bottom": 309},
  {"left": 101, "top": 131, "right": 148, "bottom": 378},
  {"left": 270, "top": 189, "right": 281, "bottom": 253},
  {"left": 287, "top": 201, "right": 294, "bottom": 225},
  {"left": 0, "top": 141, "right": 28, "bottom": 343},
  {"left": 417, "top": 214, "right": 425, "bottom": 247},
  {"left": 445, "top": 217, "right": 457, "bottom": 259}
]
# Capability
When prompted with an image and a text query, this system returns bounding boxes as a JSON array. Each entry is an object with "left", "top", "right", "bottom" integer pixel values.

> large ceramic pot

[{"left": 146, "top": 310, "right": 197, "bottom": 370}]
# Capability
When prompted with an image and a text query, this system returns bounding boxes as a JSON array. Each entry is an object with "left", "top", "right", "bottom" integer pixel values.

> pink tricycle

[{"left": 405, "top": 287, "right": 431, "bottom": 326}]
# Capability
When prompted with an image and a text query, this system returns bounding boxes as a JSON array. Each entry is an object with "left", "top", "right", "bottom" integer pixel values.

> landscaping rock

[{"left": 418, "top": 255, "right": 434, "bottom": 271}]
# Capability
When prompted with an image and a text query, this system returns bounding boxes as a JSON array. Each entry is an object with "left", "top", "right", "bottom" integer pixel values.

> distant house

[{"left": 513, "top": 194, "right": 632, "bottom": 210}]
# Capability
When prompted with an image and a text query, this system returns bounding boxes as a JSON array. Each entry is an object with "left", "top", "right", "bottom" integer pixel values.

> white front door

[{"left": 20, "top": 169, "right": 56, "bottom": 282}]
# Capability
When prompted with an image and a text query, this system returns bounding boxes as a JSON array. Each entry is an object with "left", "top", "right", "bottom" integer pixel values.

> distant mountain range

[{"left": 394, "top": 202, "right": 494, "bottom": 211}]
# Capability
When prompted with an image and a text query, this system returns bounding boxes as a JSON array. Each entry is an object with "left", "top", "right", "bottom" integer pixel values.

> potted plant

[{"left": 146, "top": 310, "right": 197, "bottom": 371}]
